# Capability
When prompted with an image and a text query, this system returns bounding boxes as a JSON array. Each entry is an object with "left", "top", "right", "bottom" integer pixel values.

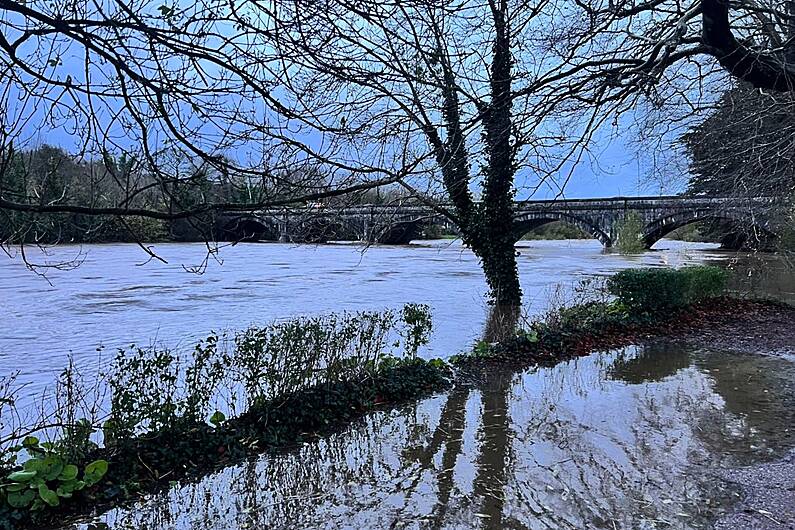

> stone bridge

[{"left": 221, "top": 195, "right": 781, "bottom": 249}]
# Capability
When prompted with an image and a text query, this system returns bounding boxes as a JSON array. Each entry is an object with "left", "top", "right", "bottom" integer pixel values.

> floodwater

[
  {"left": 71, "top": 343, "right": 795, "bottom": 530},
  {"left": 2, "top": 239, "right": 794, "bottom": 529},
  {"left": 3, "top": 238, "right": 792, "bottom": 402}
]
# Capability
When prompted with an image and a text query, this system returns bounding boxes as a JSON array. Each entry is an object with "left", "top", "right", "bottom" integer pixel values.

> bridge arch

[
  {"left": 513, "top": 211, "right": 612, "bottom": 247},
  {"left": 643, "top": 209, "right": 776, "bottom": 249},
  {"left": 221, "top": 216, "right": 279, "bottom": 241}
]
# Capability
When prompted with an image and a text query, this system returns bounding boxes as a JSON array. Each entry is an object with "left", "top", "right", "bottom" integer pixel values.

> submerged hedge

[
  {"left": 452, "top": 266, "right": 732, "bottom": 366},
  {"left": 0, "top": 305, "right": 450, "bottom": 529},
  {"left": 1, "top": 358, "right": 452, "bottom": 529}
]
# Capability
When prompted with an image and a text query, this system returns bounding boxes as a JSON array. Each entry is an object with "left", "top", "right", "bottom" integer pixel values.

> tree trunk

[
  {"left": 478, "top": 233, "right": 522, "bottom": 307},
  {"left": 427, "top": 0, "right": 522, "bottom": 307},
  {"left": 479, "top": 0, "right": 521, "bottom": 308}
]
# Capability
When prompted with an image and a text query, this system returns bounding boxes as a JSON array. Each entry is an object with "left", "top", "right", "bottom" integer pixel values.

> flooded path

[{"left": 70, "top": 343, "right": 795, "bottom": 530}]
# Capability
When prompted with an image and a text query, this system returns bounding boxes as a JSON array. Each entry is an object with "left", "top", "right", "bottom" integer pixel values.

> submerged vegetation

[
  {"left": 615, "top": 212, "right": 646, "bottom": 254},
  {"left": 452, "top": 266, "right": 732, "bottom": 364},
  {"left": 606, "top": 266, "right": 728, "bottom": 313},
  {"left": 0, "top": 304, "right": 449, "bottom": 529}
]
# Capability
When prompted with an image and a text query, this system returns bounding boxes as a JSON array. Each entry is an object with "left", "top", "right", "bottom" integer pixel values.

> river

[{"left": 1, "top": 239, "right": 793, "bottom": 403}]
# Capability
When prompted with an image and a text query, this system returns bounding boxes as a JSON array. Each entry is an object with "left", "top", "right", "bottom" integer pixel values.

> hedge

[{"left": 606, "top": 266, "right": 728, "bottom": 313}]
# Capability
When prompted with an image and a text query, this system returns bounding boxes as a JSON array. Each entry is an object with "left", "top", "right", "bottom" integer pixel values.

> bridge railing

[{"left": 249, "top": 195, "right": 778, "bottom": 217}]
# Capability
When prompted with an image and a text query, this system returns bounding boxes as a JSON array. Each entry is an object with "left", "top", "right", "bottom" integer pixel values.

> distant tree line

[
  {"left": 0, "top": 145, "right": 426, "bottom": 245},
  {"left": 1, "top": 145, "right": 260, "bottom": 244}
]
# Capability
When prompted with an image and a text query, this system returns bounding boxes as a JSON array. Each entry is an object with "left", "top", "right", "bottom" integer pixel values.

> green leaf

[
  {"left": 209, "top": 410, "right": 226, "bottom": 427},
  {"left": 58, "top": 464, "right": 78, "bottom": 481},
  {"left": 55, "top": 484, "right": 73, "bottom": 498},
  {"left": 23, "top": 458, "right": 43, "bottom": 472},
  {"left": 7, "top": 489, "right": 35, "bottom": 508},
  {"left": 21, "top": 436, "right": 39, "bottom": 448},
  {"left": 7, "top": 470, "right": 36, "bottom": 482},
  {"left": 38, "top": 484, "right": 59, "bottom": 507},
  {"left": 84, "top": 460, "right": 108, "bottom": 485},
  {"left": 40, "top": 455, "right": 65, "bottom": 481}
]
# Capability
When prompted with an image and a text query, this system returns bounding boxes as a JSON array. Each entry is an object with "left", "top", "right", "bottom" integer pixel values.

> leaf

[
  {"left": 7, "top": 470, "right": 36, "bottom": 482},
  {"left": 24, "top": 457, "right": 43, "bottom": 472},
  {"left": 84, "top": 460, "right": 108, "bottom": 485},
  {"left": 209, "top": 410, "right": 226, "bottom": 427},
  {"left": 40, "top": 455, "right": 65, "bottom": 481},
  {"left": 37, "top": 484, "right": 59, "bottom": 507},
  {"left": 21, "top": 436, "right": 39, "bottom": 448},
  {"left": 58, "top": 464, "right": 78, "bottom": 481},
  {"left": 56, "top": 484, "right": 74, "bottom": 498},
  {"left": 7, "top": 489, "right": 35, "bottom": 508}
]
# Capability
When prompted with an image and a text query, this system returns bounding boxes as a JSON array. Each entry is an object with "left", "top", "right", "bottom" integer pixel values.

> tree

[
  {"left": 682, "top": 83, "right": 795, "bottom": 198},
  {"left": 237, "top": 1, "right": 621, "bottom": 306},
  {"left": 246, "top": 0, "right": 795, "bottom": 303}
]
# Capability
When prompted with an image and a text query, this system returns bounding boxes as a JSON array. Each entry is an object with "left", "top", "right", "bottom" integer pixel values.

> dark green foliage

[
  {"left": 452, "top": 267, "right": 733, "bottom": 366},
  {"left": 615, "top": 212, "right": 646, "bottom": 254},
  {"left": 607, "top": 266, "right": 728, "bottom": 313},
  {"left": 682, "top": 83, "right": 795, "bottom": 199},
  {"left": 0, "top": 437, "right": 107, "bottom": 512},
  {"left": 1, "top": 357, "right": 451, "bottom": 530},
  {"left": 550, "top": 300, "right": 630, "bottom": 331},
  {"left": 399, "top": 304, "right": 433, "bottom": 357}
]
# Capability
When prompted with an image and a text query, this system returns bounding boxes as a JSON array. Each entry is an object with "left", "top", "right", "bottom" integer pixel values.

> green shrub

[
  {"left": 607, "top": 266, "right": 728, "bottom": 313},
  {"left": 615, "top": 212, "right": 647, "bottom": 254},
  {"left": 399, "top": 304, "right": 433, "bottom": 358},
  {"left": 680, "top": 266, "right": 729, "bottom": 301},
  {"left": 0, "top": 437, "right": 107, "bottom": 512}
]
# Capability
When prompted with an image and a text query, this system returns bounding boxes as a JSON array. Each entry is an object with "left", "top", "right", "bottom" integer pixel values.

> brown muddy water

[{"left": 69, "top": 343, "right": 795, "bottom": 530}]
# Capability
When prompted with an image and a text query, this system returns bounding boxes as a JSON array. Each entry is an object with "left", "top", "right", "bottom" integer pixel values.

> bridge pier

[{"left": 278, "top": 220, "right": 290, "bottom": 243}]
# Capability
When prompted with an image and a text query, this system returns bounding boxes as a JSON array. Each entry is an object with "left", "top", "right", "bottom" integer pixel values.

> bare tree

[{"left": 228, "top": 1, "right": 634, "bottom": 307}]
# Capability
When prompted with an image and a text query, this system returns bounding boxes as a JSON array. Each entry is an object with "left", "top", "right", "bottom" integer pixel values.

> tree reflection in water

[{"left": 77, "top": 341, "right": 795, "bottom": 530}]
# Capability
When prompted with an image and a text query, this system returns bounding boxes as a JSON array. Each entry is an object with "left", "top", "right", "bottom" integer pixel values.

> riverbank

[{"left": 68, "top": 297, "right": 795, "bottom": 530}]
